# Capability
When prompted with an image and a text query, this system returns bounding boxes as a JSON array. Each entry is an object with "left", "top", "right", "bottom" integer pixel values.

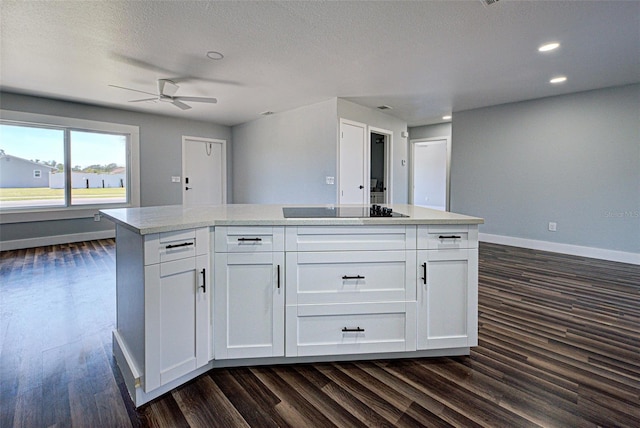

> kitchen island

[{"left": 101, "top": 204, "right": 483, "bottom": 406}]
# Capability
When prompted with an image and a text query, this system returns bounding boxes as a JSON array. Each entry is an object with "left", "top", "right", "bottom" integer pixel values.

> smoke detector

[{"left": 479, "top": 0, "right": 500, "bottom": 5}]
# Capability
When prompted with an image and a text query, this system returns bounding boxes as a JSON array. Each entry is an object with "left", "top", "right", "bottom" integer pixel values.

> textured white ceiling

[{"left": 1, "top": 1, "right": 638, "bottom": 127}]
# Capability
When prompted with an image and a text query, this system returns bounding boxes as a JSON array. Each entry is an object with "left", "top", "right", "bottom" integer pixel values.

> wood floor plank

[{"left": 2, "top": 240, "right": 639, "bottom": 427}]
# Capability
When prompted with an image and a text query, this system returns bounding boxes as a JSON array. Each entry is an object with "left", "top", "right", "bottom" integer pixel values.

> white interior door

[
  {"left": 182, "top": 137, "right": 226, "bottom": 206},
  {"left": 411, "top": 139, "right": 448, "bottom": 210},
  {"left": 339, "top": 119, "right": 368, "bottom": 204}
]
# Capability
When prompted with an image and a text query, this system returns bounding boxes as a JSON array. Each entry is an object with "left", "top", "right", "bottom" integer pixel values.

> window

[{"left": 0, "top": 110, "right": 139, "bottom": 218}]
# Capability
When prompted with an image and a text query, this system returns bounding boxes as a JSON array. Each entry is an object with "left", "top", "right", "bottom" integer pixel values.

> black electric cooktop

[{"left": 282, "top": 205, "right": 409, "bottom": 219}]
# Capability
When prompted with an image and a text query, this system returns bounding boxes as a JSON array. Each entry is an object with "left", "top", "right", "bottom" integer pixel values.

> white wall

[
  {"left": 231, "top": 99, "right": 338, "bottom": 204},
  {"left": 450, "top": 84, "right": 640, "bottom": 257}
]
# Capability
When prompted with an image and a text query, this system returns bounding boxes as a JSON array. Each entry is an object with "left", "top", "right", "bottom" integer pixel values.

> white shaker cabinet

[
  {"left": 113, "top": 226, "right": 210, "bottom": 395},
  {"left": 416, "top": 225, "right": 479, "bottom": 350},
  {"left": 214, "top": 227, "right": 285, "bottom": 359}
]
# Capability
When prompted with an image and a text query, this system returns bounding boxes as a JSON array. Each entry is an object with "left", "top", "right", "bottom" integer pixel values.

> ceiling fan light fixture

[{"left": 206, "top": 51, "right": 224, "bottom": 60}]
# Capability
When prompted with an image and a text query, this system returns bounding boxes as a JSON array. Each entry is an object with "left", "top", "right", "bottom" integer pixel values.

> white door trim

[
  {"left": 181, "top": 136, "right": 227, "bottom": 205},
  {"left": 368, "top": 126, "right": 393, "bottom": 204},
  {"left": 410, "top": 136, "right": 451, "bottom": 210}
]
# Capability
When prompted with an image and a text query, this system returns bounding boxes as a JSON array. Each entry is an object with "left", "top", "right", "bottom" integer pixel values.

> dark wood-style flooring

[{"left": 1, "top": 240, "right": 638, "bottom": 427}]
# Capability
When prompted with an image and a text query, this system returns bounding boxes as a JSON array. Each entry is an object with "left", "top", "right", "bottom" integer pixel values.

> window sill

[{"left": 0, "top": 204, "right": 135, "bottom": 224}]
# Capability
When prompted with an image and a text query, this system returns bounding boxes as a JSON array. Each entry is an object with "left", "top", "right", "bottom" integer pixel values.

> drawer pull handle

[
  {"left": 237, "top": 237, "right": 262, "bottom": 242},
  {"left": 342, "top": 275, "right": 365, "bottom": 280},
  {"left": 200, "top": 268, "right": 206, "bottom": 293},
  {"left": 165, "top": 242, "right": 194, "bottom": 249},
  {"left": 438, "top": 235, "right": 461, "bottom": 240},
  {"left": 421, "top": 262, "right": 427, "bottom": 285},
  {"left": 342, "top": 327, "right": 365, "bottom": 333}
]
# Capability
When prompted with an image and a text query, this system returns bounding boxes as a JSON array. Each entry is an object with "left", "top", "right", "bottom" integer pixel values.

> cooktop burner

[{"left": 282, "top": 205, "right": 409, "bottom": 218}]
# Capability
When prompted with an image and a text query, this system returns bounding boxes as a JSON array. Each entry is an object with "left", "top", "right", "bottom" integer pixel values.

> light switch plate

[
  {"left": 326, "top": 176, "right": 335, "bottom": 185},
  {"left": 171, "top": 176, "right": 181, "bottom": 183}
]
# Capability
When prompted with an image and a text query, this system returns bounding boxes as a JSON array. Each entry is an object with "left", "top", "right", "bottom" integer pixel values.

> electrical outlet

[
  {"left": 94, "top": 213, "right": 101, "bottom": 222},
  {"left": 548, "top": 222, "right": 557, "bottom": 232}
]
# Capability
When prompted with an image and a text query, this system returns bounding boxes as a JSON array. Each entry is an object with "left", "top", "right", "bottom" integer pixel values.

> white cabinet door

[
  {"left": 417, "top": 249, "right": 478, "bottom": 350},
  {"left": 214, "top": 252, "right": 285, "bottom": 359},
  {"left": 144, "top": 254, "right": 209, "bottom": 392}
]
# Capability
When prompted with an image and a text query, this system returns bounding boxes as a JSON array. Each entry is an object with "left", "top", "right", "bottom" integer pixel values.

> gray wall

[
  {"left": 0, "top": 92, "right": 232, "bottom": 243},
  {"left": 232, "top": 98, "right": 338, "bottom": 204},
  {"left": 337, "top": 99, "right": 409, "bottom": 203},
  {"left": 450, "top": 84, "right": 640, "bottom": 254},
  {"left": 409, "top": 122, "right": 452, "bottom": 140}
]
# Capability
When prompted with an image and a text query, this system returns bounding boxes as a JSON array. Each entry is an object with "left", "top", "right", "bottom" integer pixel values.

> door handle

[
  {"left": 185, "top": 186, "right": 192, "bottom": 191},
  {"left": 200, "top": 268, "right": 206, "bottom": 293},
  {"left": 359, "top": 185, "right": 364, "bottom": 189}
]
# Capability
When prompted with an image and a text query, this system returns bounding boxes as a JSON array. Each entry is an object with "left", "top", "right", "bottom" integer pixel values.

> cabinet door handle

[
  {"left": 421, "top": 262, "right": 427, "bottom": 285},
  {"left": 237, "top": 237, "right": 262, "bottom": 242},
  {"left": 342, "top": 327, "right": 365, "bottom": 332},
  {"left": 342, "top": 275, "right": 365, "bottom": 280},
  {"left": 200, "top": 268, "right": 206, "bottom": 293},
  {"left": 438, "top": 235, "right": 461, "bottom": 240},
  {"left": 166, "top": 242, "right": 194, "bottom": 249},
  {"left": 277, "top": 264, "right": 281, "bottom": 289}
]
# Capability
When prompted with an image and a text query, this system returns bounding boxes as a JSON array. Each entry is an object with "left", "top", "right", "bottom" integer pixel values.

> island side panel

[{"left": 115, "top": 224, "right": 146, "bottom": 373}]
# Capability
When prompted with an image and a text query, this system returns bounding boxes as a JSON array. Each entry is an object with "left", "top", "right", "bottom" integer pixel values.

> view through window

[{"left": 0, "top": 123, "right": 128, "bottom": 210}]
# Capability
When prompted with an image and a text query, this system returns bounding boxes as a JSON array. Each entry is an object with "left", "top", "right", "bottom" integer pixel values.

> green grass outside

[{"left": 0, "top": 187, "right": 126, "bottom": 201}]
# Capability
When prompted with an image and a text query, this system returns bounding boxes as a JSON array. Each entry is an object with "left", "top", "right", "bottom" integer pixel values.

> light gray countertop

[{"left": 100, "top": 204, "right": 484, "bottom": 235}]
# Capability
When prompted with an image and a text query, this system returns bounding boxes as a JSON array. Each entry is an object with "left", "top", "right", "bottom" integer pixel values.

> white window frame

[
  {"left": 0, "top": 110, "right": 140, "bottom": 224},
  {"left": 33, "top": 170, "right": 42, "bottom": 178}
]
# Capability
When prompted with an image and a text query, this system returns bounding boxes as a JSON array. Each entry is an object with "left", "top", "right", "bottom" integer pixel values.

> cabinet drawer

[
  {"left": 215, "top": 226, "right": 284, "bottom": 253},
  {"left": 286, "top": 251, "right": 416, "bottom": 305},
  {"left": 286, "top": 226, "right": 415, "bottom": 251},
  {"left": 417, "top": 225, "right": 477, "bottom": 250},
  {"left": 287, "top": 303, "right": 412, "bottom": 357}
]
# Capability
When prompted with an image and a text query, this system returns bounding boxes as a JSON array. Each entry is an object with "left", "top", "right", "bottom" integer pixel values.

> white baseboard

[
  {"left": 479, "top": 233, "right": 640, "bottom": 265},
  {"left": 0, "top": 229, "right": 115, "bottom": 251}
]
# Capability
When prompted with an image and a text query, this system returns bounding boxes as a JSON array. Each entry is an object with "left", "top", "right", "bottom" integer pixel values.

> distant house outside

[
  {"left": 0, "top": 151, "right": 57, "bottom": 188},
  {"left": 0, "top": 151, "right": 125, "bottom": 189}
]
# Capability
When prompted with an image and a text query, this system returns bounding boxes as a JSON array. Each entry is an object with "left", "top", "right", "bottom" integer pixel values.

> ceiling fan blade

[
  {"left": 129, "top": 97, "right": 158, "bottom": 103},
  {"left": 175, "top": 96, "right": 218, "bottom": 104},
  {"left": 171, "top": 100, "right": 192, "bottom": 110},
  {"left": 109, "top": 84, "right": 157, "bottom": 97}
]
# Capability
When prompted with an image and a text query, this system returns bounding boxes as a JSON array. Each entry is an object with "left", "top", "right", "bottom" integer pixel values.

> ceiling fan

[{"left": 109, "top": 79, "right": 217, "bottom": 110}]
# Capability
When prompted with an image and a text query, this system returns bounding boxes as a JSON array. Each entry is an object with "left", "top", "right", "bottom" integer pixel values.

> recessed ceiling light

[
  {"left": 206, "top": 51, "right": 224, "bottom": 60},
  {"left": 442, "top": 115, "right": 452, "bottom": 121},
  {"left": 549, "top": 76, "right": 567, "bottom": 84},
  {"left": 377, "top": 105, "right": 392, "bottom": 110},
  {"left": 260, "top": 111, "right": 274, "bottom": 116},
  {"left": 538, "top": 42, "right": 560, "bottom": 52}
]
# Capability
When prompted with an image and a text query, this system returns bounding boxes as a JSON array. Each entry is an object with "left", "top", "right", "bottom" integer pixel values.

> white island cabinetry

[
  {"left": 101, "top": 204, "right": 482, "bottom": 407},
  {"left": 285, "top": 226, "right": 417, "bottom": 357},
  {"left": 417, "top": 225, "right": 479, "bottom": 350},
  {"left": 213, "top": 226, "right": 285, "bottom": 359},
  {"left": 112, "top": 226, "right": 210, "bottom": 402}
]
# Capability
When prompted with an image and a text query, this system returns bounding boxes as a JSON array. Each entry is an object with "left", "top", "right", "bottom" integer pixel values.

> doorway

[
  {"left": 182, "top": 136, "right": 227, "bottom": 206},
  {"left": 369, "top": 127, "right": 392, "bottom": 204},
  {"left": 410, "top": 137, "right": 449, "bottom": 211}
]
